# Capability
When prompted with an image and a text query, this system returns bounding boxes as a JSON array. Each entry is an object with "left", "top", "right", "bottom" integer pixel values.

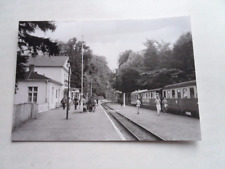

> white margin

[{"left": 100, "top": 104, "right": 126, "bottom": 141}]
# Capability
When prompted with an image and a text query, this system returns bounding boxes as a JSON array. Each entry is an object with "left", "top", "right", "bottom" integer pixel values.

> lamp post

[
  {"left": 66, "top": 60, "right": 70, "bottom": 119},
  {"left": 90, "top": 79, "right": 92, "bottom": 97},
  {"left": 80, "top": 35, "right": 84, "bottom": 112}
]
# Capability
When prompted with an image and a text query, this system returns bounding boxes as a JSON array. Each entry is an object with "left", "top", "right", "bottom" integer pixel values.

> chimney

[{"left": 29, "top": 64, "right": 35, "bottom": 73}]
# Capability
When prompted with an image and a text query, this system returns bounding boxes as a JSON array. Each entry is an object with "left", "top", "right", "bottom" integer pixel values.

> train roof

[
  {"left": 142, "top": 88, "right": 162, "bottom": 93},
  {"left": 131, "top": 89, "right": 148, "bottom": 94},
  {"left": 163, "top": 80, "right": 196, "bottom": 90},
  {"left": 114, "top": 90, "right": 122, "bottom": 94}
]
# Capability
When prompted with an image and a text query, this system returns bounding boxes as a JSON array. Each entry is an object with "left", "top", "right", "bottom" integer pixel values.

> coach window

[
  {"left": 195, "top": 88, "right": 198, "bottom": 98},
  {"left": 183, "top": 88, "right": 188, "bottom": 98},
  {"left": 163, "top": 91, "right": 166, "bottom": 98},
  {"left": 172, "top": 90, "right": 175, "bottom": 98},
  {"left": 177, "top": 89, "right": 181, "bottom": 98},
  {"left": 167, "top": 90, "right": 170, "bottom": 98},
  {"left": 190, "top": 87, "right": 195, "bottom": 98}
]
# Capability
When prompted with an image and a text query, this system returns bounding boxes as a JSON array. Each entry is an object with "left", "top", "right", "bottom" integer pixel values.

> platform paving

[
  {"left": 106, "top": 103, "right": 201, "bottom": 141},
  {"left": 12, "top": 104, "right": 121, "bottom": 141}
]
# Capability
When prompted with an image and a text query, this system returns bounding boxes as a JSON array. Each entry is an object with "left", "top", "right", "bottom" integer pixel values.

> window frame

[{"left": 28, "top": 86, "right": 38, "bottom": 103}]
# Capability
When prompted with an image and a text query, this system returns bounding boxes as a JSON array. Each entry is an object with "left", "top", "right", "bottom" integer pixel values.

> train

[{"left": 118, "top": 80, "right": 199, "bottom": 118}]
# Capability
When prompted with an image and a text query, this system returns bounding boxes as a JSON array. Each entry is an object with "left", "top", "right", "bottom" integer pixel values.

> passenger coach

[
  {"left": 162, "top": 80, "right": 199, "bottom": 118},
  {"left": 128, "top": 80, "right": 199, "bottom": 118},
  {"left": 130, "top": 89, "right": 148, "bottom": 105},
  {"left": 141, "top": 88, "right": 161, "bottom": 109}
]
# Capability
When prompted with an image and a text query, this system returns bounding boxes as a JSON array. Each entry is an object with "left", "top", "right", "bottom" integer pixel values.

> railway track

[{"left": 101, "top": 103, "right": 164, "bottom": 141}]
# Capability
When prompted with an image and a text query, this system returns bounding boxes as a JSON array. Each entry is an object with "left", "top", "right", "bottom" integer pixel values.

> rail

[{"left": 101, "top": 103, "right": 164, "bottom": 141}]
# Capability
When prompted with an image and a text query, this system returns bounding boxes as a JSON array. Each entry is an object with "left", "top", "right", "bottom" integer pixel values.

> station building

[{"left": 14, "top": 55, "right": 71, "bottom": 112}]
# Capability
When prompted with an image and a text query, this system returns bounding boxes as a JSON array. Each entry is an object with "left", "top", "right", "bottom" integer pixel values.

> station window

[
  {"left": 172, "top": 90, "right": 176, "bottom": 98},
  {"left": 28, "top": 87, "right": 38, "bottom": 103},
  {"left": 52, "top": 87, "right": 54, "bottom": 103}
]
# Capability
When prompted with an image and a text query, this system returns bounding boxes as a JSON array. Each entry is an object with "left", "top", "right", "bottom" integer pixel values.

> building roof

[
  {"left": 27, "top": 55, "right": 69, "bottom": 67},
  {"left": 20, "top": 71, "right": 62, "bottom": 85}
]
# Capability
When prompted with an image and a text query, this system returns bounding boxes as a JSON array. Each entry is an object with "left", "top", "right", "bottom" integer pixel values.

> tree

[
  {"left": 157, "top": 41, "right": 173, "bottom": 69},
  {"left": 113, "top": 32, "right": 196, "bottom": 92},
  {"left": 143, "top": 40, "right": 160, "bottom": 70},
  {"left": 118, "top": 50, "right": 132, "bottom": 68},
  {"left": 86, "top": 55, "right": 111, "bottom": 97},
  {"left": 172, "top": 32, "right": 195, "bottom": 73},
  {"left": 58, "top": 38, "right": 112, "bottom": 98},
  {"left": 58, "top": 38, "right": 92, "bottom": 88},
  {"left": 17, "top": 21, "right": 59, "bottom": 81},
  {"left": 114, "top": 68, "right": 140, "bottom": 93}
]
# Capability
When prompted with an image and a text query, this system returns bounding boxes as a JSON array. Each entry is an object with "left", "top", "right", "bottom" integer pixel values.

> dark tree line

[
  {"left": 16, "top": 21, "right": 59, "bottom": 81},
  {"left": 113, "top": 32, "right": 196, "bottom": 93}
]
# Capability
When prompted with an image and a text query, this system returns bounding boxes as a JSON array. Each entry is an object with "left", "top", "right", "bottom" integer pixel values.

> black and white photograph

[{"left": 12, "top": 16, "right": 201, "bottom": 141}]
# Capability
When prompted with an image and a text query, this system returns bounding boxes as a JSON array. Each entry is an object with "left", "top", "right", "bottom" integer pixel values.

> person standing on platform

[
  {"left": 74, "top": 97, "right": 78, "bottom": 110},
  {"left": 88, "top": 97, "right": 93, "bottom": 112},
  {"left": 93, "top": 99, "right": 97, "bottom": 112},
  {"left": 136, "top": 99, "right": 141, "bottom": 114},
  {"left": 61, "top": 97, "right": 66, "bottom": 110},
  {"left": 162, "top": 97, "right": 168, "bottom": 114},
  {"left": 119, "top": 98, "right": 123, "bottom": 107},
  {"left": 155, "top": 94, "right": 161, "bottom": 116}
]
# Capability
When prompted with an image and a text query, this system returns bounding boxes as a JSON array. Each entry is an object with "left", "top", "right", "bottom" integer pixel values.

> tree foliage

[
  {"left": 58, "top": 38, "right": 92, "bottom": 88},
  {"left": 58, "top": 38, "right": 111, "bottom": 98},
  {"left": 172, "top": 32, "right": 195, "bottom": 73},
  {"left": 87, "top": 55, "right": 111, "bottom": 97},
  {"left": 118, "top": 50, "right": 132, "bottom": 68},
  {"left": 113, "top": 32, "right": 196, "bottom": 93},
  {"left": 114, "top": 68, "right": 140, "bottom": 93},
  {"left": 17, "top": 21, "right": 59, "bottom": 80},
  {"left": 143, "top": 40, "right": 159, "bottom": 70}
]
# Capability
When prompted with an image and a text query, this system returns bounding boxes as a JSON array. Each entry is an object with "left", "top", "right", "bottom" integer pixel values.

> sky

[{"left": 33, "top": 16, "right": 191, "bottom": 70}]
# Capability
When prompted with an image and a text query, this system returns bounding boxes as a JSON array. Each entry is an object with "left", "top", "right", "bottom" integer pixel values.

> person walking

[
  {"left": 61, "top": 97, "right": 66, "bottom": 110},
  {"left": 155, "top": 94, "right": 161, "bottom": 116},
  {"left": 87, "top": 97, "right": 93, "bottom": 112},
  {"left": 162, "top": 97, "right": 168, "bottom": 114},
  {"left": 74, "top": 97, "right": 78, "bottom": 110},
  {"left": 96, "top": 98, "right": 98, "bottom": 107},
  {"left": 93, "top": 99, "right": 97, "bottom": 112},
  {"left": 136, "top": 99, "right": 141, "bottom": 114},
  {"left": 119, "top": 98, "right": 123, "bottom": 107}
]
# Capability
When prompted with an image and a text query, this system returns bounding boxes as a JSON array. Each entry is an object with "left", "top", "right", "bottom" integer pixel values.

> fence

[{"left": 12, "top": 103, "right": 38, "bottom": 131}]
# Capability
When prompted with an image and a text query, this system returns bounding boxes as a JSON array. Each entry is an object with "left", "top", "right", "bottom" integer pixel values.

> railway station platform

[
  {"left": 12, "top": 104, "right": 121, "bottom": 141},
  {"left": 105, "top": 102, "right": 201, "bottom": 141}
]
